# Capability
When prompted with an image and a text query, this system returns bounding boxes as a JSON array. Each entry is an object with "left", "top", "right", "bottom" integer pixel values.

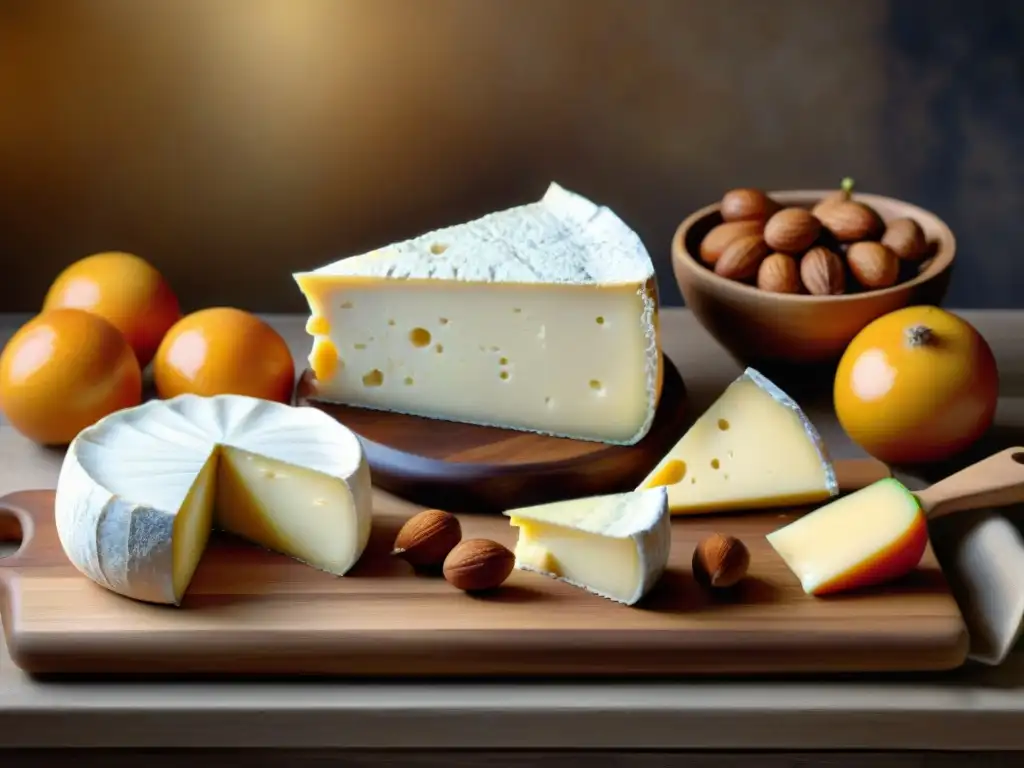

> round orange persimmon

[
  {"left": 153, "top": 307, "right": 295, "bottom": 402},
  {"left": 43, "top": 251, "right": 181, "bottom": 369},
  {"left": 0, "top": 309, "right": 143, "bottom": 445},
  {"left": 834, "top": 305, "right": 999, "bottom": 465}
]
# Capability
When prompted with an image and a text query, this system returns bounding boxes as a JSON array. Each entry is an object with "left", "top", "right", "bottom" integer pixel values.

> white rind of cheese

[
  {"left": 54, "top": 394, "right": 373, "bottom": 606},
  {"left": 504, "top": 487, "right": 671, "bottom": 606},
  {"left": 638, "top": 368, "right": 838, "bottom": 515},
  {"left": 293, "top": 182, "right": 662, "bottom": 446}
]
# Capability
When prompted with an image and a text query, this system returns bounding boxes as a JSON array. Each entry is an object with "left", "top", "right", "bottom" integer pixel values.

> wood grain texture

[
  {"left": 0, "top": 488, "right": 967, "bottom": 678},
  {"left": 294, "top": 356, "right": 689, "bottom": 513},
  {"left": 294, "top": 356, "right": 890, "bottom": 513}
]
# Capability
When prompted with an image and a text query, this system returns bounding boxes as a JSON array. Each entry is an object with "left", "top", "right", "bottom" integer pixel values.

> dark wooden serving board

[
  {"left": 294, "top": 356, "right": 888, "bottom": 513},
  {"left": 0, "top": 489, "right": 967, "bottom": 677}
]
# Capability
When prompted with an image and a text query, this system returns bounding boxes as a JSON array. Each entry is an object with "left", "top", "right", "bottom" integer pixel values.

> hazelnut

[{"left": 692, "top": 533, "right": 750, "bottom": 589}]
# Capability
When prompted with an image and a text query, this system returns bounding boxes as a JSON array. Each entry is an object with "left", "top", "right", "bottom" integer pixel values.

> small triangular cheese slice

[
  {"left": 638, "top": 368, "right": 837, "bottom": 515},
  {"left": 293, "top": 182, "right": 662, "bottom": 445},
  {"left": 504, "top": 487, "right": 670, "bottom": 605}
]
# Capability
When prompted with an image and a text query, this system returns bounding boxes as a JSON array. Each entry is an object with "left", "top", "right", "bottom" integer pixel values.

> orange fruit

[
  {"left": 0, "top": 309, "right": 143, "bottom": 446},
  {"left": 154, "top": 308, "right": 295, "bottom": 403},
  {"left": 43, "top": 251, "right": 181, "bottom": 369},
  {"left": 834, "top": 306, "right": 999, "bottom": 465}
]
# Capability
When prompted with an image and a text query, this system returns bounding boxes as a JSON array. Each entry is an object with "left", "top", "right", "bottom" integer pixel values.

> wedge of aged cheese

[
  {"left": 504, "top": 487, "right": 671, "bottom": 605},
  {"left": 638, "top": 368, "right": 838, "bottom": 515},
  {"left": 767, "top": 478, "right": 928, "bottom": 596},
  {"left": 55, "top": 394, "right": 373, "bottom": 605},
  {"left": 294, "top": 182, "right": 662, "bottom": 445}
]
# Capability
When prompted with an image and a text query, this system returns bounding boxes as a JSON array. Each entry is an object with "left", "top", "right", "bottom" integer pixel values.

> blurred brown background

[{"left": 1, "top": 0, "right": 1023, "bottom": 312}]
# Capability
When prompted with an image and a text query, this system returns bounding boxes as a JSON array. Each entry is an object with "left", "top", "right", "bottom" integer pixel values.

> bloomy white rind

[
  {"left": 54, "top": 394, "right": 373, "bottom": 606},
  {"left": 56, "top": 452, "right": 179, "bottom": 605},
  {"left": 741, "top": 367, "right": 838, "bottom": 497},
  {"left": 507, "top": 487, "right": 671, "bottom": 606},
  {"left": 293, "top": 182, "right": 662, "bottom": 446}
]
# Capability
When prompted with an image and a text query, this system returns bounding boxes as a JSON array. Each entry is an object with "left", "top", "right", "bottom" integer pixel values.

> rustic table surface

[{"left": 2, "top": 309, "right": 1024, "bottom": 766}]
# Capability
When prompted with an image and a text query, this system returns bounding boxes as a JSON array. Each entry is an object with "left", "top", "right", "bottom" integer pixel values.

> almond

[
  {"left": 763, "top": 208, "right": 822, "bottom": 254},
  {"left": 698, "top": 220, "right": 763, "bottom": 264},
  {"left": 881, "top": 217, "right": 927, "bottom": 261},
  {"left": 720, "top": 188, "right": 780, "bottom": 223},
  {"left": 811, "top": 176, "right": 856, "bottom": 218},
  {"left": 692, "top": 533, "right": 750, "bottom": 589},
  {"left": 756, "top": 253, "right": 800, "bottom": 294},
  {"left": 392, "top": 509, "right": 462, "bottom": 568},
  {"left": 815, "top": 201, "right": 883, "bottom": 242},
  {"left": 714, "top": 234, "right": 770, "bottom": 281},
  {"left": 847, "top": 241, "right": 899, "bottom": 289},
  {"left": 800, "top": 246, "right": 846, "bottom": 295},
  {"left": 443, "top": 539, "right": 515, "bottom": 592}
]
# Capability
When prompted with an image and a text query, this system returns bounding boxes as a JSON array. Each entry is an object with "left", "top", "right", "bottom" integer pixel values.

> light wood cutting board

[{"left": 0, "top": 488, "right": 968, "bottom": 677}]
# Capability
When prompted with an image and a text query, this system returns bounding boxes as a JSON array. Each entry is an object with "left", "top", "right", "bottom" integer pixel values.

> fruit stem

[
  {"left": 905, "top": 324, "right": 934, "bottom": 347},
  {"left": 840, "top": 177, "right": 855, "bottom": 201}
]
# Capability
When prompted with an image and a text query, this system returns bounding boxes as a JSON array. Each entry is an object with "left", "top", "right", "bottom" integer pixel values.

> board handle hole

[
  {"left": 0, "top": 509, "right": 23, "bottom": 560},
  {"left": 1012, "top": 451, "right": 1024, "bottom": 465}
]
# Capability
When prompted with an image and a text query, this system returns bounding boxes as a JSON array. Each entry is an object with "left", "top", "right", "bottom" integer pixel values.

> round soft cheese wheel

[{"left": 54, "top": 394, "right": 373, "bottom": 605}]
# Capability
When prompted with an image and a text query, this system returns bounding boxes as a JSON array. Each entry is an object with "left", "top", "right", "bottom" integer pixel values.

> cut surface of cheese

[
  {"left": 55, "top": 394, "right": 373, "bottom": 606},
  {"left": 766, "top": 478, "right": 929, "bottom": 595},
  {"left": 638, "top": 368, "right": 838, "bottom": 515},
  {"left": 294, "top": 182, "right": 662, "bottom": 445},
  {"left": 504, "top": 487, "right": 670, "bottom": 605}
]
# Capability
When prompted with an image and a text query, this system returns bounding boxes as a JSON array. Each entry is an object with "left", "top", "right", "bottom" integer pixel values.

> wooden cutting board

[
  {"left": 294, "top": 356, "right": 890, "bottom": 514},
  {"left": 0, "top": 488, "right": 968, "bottom": 677},
  {"left": 293, "top": 356, "right": 692, "bottom": 513}
]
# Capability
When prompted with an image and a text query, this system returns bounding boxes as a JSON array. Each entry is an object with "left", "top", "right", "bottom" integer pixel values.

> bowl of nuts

[{"left": 672, "top": 180, "right": 955, "bottom": 375}]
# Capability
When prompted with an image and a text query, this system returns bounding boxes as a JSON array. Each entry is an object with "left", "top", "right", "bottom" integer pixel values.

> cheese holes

[
  {"left": 435, "top": 344, "right": 444, "bottom": 353},
  {"left": 430, "top": 243, "right": 448, "bottom": 255},
  {"left": 388, "top": 319, "right": 396, "bottom": 326},
  {"left": 650, "top": 459, "right": 686, "bottom": 487},
  {"left": 513, "top": 307, "right": 522, "bottom": 314},
  {"left": 589, "top": 379, "right": 605, "bottom": 394},
  {"left": 596, "top": 316, "right": 605, "bottom": 325},
  {"left": 354, "top": 343, "right": 366, "bottom": 350},
  {"left": 439, "top": 317, "right": 449, "bottom": 325},
  {"left": 409, "top": 327, "right": 432, "bottom": 348},
  {"left": 362, "top": 369, "right": 384, "bottom": 387},
  {"left": 499, "top": 357, "right": 509, "bottom": 365},
  {"left": 544, "top": 396, "right": 554, "bottom": 408},
  {"left": 340, "top": 301, "right": 353, "bottom": 309},
  {"left": 717, "top": 418, "right": 730, "bottom": 431},
  {"left": 404, "top": 376, "right": 415, "bottom": 386},
  {"left": 711, "top": 458, "right": 721, "bottom": 470},
  {"left": 499, "top": 371, "right": 510, "bottom": 381}
]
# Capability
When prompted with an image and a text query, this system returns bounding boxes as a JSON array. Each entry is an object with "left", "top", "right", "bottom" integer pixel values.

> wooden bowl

[{"left": 671, "top": 190, "right": 955, "bottom": 385}]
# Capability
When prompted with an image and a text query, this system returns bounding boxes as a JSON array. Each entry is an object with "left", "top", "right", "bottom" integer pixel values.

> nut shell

[
  {"left": 714, "top": 234, "right": 770, "bottom": 281},
  {"left": 815, "top": 201, "right": 884, "bottom": 242},
  {"left": 392, "top": 509, "right": 463, "bottom": 568},
  {"left": 847, "top": 241, "right": 899, "bottom": 289},
  {"left": 699, "top": 220, "right": 764, "bottom": 264},
  {"left": 692, "top": 533, "right": 750, "bottom": 589},
  {"left": 756, "top": 253, "right": 800, "bottom": 294},
  {"left": 881, "top": 217, "right": 927, "bottom": 261},
  {"left": 720, "top": 188, "right": 780, "bottom": 223},
  {"left": 800, "top": 246, "right": 846, "bottom": 295},
  {"left": 763, "top": 208, "right": 821, "bottom": 254},
  {"left": 443, "top": 539, "right": 515, "bottom": 592}
]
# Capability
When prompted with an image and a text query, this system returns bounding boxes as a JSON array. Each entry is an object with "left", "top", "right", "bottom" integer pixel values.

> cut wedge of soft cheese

[
  {"left": 766, "top": 478, "right": 929, "bottom": 596},
  {"left": 504, "top": 487, "right": 671, "bottom": 605},
  {"left": 55, "top": 394, "right": 373, "bottom": 606},
  {"left": 294, "top": 182, "right": 662, "bottom": 445},
  {"left": 638, "top": 368, "right": 838, "bottom": 515}
]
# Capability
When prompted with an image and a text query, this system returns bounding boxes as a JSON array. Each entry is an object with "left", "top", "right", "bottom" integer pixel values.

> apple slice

[{"left": 767, "top": 448, "right": 1024, "bottom": 596}]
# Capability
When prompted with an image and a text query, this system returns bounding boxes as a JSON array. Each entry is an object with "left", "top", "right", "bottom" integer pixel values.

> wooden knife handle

[{"left": 917, "top": 447, "right": 1024, "bottom": 520}]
